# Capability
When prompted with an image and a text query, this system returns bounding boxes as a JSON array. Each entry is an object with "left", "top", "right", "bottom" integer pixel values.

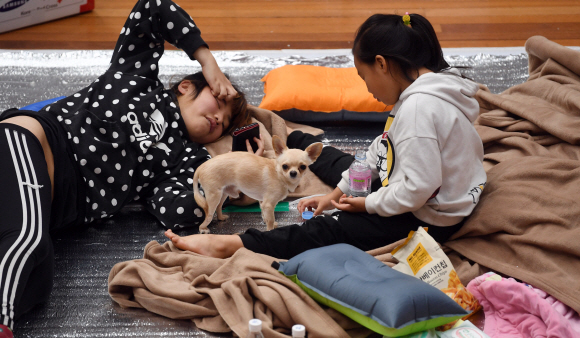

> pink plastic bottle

[{"left": 348, "top": 149, "right": 371, "bottom": 197}]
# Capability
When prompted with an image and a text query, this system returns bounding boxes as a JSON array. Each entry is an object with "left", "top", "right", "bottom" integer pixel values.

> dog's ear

[
  {"left": 272, "top": 135, "right": 287, "bottom": 156},
  {"left": 305, "top": 142, "right": 323, "bottom": 162}
]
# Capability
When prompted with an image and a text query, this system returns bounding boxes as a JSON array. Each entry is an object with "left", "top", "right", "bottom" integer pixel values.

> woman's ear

[{"left": 177, "top": 80, "right": 192, "bottom": 96}]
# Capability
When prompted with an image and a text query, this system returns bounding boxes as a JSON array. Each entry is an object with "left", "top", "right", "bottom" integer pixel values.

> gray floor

[{"left": 1, "top": 50, "right": 529, "bottom": 337}]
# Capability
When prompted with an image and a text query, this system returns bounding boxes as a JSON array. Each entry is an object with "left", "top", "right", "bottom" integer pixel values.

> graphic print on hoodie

[{"left": 378, "top": 115, "right": 395, "bottom": 187}]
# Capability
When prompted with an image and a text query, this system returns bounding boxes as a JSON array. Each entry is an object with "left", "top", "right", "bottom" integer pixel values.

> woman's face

[
  {"left": 354, "top": 55, "right": 403, "bottom": 106},
  {"left": 177, "top": 82, "right": 233, "bottom": 144}
]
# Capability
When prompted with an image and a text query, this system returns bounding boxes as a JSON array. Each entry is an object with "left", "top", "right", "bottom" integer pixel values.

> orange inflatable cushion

[{"left": 259, "top": 65, "right": 393, "bottom": 113}]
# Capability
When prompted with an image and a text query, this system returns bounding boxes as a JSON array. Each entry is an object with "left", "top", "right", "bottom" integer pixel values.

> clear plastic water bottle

[
  {"left": 246, "top": 319, "right": 265, "bottom": 338},
  {"left": 349, "top": 149, "right": 371, "bottom": 197},
  {"left": 292, "top": 324, "right": 306, "bottom": 337}
]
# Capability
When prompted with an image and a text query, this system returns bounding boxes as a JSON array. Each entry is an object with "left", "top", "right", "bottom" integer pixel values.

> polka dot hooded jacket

[{"left": 42, "top": 0, "right": 210, "bottom": 229}]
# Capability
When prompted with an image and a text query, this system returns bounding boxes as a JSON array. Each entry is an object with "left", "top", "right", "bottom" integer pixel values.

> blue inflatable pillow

[{"left": 273, "top": 244, "right": 468, "bottom": 337}]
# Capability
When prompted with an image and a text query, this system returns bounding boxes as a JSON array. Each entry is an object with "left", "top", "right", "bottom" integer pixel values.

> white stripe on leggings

[
  {"left": 10, "top": 134, "right": 44, "bottom": 324},
  {"left": 0, "top": 129, "right": 42, "bottom": 328},
  {"left": 0, "top": 129, "right": 29, "bottom": 326}
]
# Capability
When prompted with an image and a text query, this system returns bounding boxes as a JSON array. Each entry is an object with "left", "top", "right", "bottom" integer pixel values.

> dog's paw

[
  {"left": 217, "top": 214, "right": 229, "bottom": 221},
  {"left": 199, "top": 227, "right": 211, "bottom": 234}
]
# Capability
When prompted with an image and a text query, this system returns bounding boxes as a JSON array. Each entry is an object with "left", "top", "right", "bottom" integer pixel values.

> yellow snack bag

[{"left": 391, "top": 227, "right": 480, "bottom": 330}]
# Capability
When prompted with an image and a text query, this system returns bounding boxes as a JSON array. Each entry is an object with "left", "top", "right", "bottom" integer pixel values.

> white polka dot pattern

[{"left": 42, "top": 0, "right": 209, "bottom": 228}]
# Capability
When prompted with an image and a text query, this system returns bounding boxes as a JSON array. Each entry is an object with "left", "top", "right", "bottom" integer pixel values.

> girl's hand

[
  {"left": 246, "top": 134, "right": 265, "bottom": 157},
  {"left": 331, "top": 194, "right": 367, "bottom": 213},
  {"left": 298, "top": 195, "right": 322, "bottom": 214},
  {"left": 193, "top": 47, "right": 237, "bottom": 101},
  {"left": 298, "top": 193, "right": 338, "bottom": 216}
]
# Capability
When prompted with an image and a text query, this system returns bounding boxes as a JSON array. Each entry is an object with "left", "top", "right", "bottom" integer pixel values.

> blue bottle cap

[{"left": 302, "top": 211, "right": 314, "bottom": 220}]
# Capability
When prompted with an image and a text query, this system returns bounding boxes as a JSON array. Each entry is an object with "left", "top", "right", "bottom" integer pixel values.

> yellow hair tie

[{"left": 402, "top": 12, "right": 411, "bottom": 27}]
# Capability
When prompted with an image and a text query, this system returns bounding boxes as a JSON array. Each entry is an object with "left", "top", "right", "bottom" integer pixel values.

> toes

[
  {"left": 169, "top": 235, "right": 183, "bottom": 248},
  {"left": 167, "top": 233, "right": 189, "bottom": 250},
  {"left": 170, "top": 234, "right": 181, "bottom": 244},
  {"left": 164, "top": 230, "right": 176, "bottom": 239}
]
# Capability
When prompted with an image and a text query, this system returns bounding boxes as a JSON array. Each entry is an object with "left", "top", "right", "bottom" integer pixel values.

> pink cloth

[
  {"left": 527, "top": 285, "right": 580, "bottom": 335},
  {"left": 467, "top": 272, "right": 580, "bottom": 338}
]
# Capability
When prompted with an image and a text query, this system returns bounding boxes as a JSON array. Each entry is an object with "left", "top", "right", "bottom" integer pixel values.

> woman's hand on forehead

[
  {"left": 194, "top": 46, "right": 237, "bottom": 101},
  {"left": 208, "top": 72, "right": 237, "bottom": 101}
]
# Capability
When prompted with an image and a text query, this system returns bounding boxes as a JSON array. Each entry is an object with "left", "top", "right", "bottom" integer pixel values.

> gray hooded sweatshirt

[{"left": 337, "top": 68, "right": 487, "bottom": 226}]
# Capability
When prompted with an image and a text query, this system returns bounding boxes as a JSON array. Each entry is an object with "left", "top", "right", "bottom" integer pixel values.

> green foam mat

[{"left": 222, "top": 201, "right": 290, "bottom": 213}]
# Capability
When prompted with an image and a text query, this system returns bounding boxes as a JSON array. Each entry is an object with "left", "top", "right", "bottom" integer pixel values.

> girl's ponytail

[
  {"left": 352, "top": 13, "right": 450, "bottom": 82},
  {"left": 407, "top": 14, "right": 449, "bottom": 73}
]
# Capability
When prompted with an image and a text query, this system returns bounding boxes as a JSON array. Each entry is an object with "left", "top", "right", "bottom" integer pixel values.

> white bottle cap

[
  {"left": 249, "top": 319, "right": 262, "bottom": 332},
  {"left": 292, "top": 324, "right": 306, "bottom": 337},
  {"left": 355, "top": 149, "right": 366, "bottom": 160}
]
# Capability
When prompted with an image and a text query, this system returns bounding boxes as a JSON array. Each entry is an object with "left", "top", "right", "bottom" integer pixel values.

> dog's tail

[{"left": 192, "top": 170, "right": 208, "bottom": 214}]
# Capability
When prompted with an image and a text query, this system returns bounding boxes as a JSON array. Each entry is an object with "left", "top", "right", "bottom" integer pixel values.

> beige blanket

[
  {"left": 444, "top": 36, "right": 580, "bottom": 313},
  {"left": 108, "top": 240, "right": 409, "bottom": 337},
  {"left": 204, "top": 106, "right": 333, "bottom": 205}
]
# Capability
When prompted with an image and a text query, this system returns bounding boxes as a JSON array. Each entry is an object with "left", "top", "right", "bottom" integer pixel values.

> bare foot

[{"left": 164, "top": 230, "right": 244, "bottom": 258}]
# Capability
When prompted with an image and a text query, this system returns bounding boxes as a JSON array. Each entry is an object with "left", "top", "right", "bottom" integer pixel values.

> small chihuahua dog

[{"left": 193, "top": 135, "right": 323, "bottom": 234}]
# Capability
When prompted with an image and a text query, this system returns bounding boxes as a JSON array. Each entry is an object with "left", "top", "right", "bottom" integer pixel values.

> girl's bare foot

[{"left": 164, "top": 230, "right": 244, "bottom": 258}]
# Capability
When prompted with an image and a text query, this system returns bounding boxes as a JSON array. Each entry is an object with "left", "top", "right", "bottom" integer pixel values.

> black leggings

[
  {"left": 239, "top": 130, "right": 464, "bottom": 259},
  {"left": 0, "top": 124, "right": 53, "bottom": 329}
]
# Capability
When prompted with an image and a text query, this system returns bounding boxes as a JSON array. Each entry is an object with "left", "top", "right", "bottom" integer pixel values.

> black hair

[
  {"left": 352, "top": 13, "right": 451, "bottom": 83},
  {"left": 170, "top": 72, "right": 250, "bottom": 137}
]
